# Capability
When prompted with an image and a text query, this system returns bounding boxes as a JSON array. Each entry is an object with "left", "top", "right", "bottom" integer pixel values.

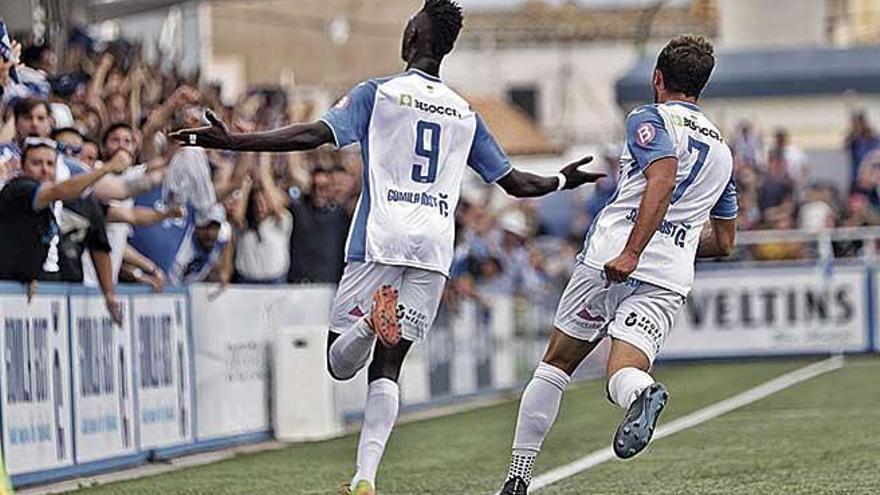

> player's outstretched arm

[
  {"left": 696, "top": 217, "right": 736, "bottom": 258},
  {"left": 498, "top": 156, "right": 604, "bottom": 198},
  {"left": 169, "top": 110, "right": 334, "bottom": 152},
  {"left": 604, "top": 157, "right": 677, "bottom": 285}
]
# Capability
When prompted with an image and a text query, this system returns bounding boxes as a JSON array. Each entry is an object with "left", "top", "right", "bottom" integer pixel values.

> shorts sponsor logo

[
  {"left": 624, "top": 311, "right": 663, "bottom": 352},
  {"left": 398, "top": 303, "right": 428, "bottom": 340},
  {"left": 348, "top": 305, "right": 366, "bottom": 318},
  {"left": 576, "top": 308, "right": 604, "bottom": 323}
]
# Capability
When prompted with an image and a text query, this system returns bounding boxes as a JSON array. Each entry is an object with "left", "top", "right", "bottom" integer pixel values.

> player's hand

[
  {"left": 559, "top": 156, "right": 605, "bottom": 190},
  {"left": 604, "top": 250, "right": 639, "bottom": 287},
  {"left": 105, "top": 149, "right": 133, "bottom": 174},
  {"left": 169, "top": 110, "right": 233, "bottom": 149}
]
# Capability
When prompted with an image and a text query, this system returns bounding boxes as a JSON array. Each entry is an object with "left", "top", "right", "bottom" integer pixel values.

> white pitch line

[{"left": 524, "top": 355, "right": 845, "bottom": 492}]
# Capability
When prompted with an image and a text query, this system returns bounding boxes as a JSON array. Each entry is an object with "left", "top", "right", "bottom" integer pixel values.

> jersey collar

[
  {"left": 407, "top": 68, "right": 442, "bottom": 82},
  {"left": 667, "top": 101, "right": 702, "bottom": 112}
]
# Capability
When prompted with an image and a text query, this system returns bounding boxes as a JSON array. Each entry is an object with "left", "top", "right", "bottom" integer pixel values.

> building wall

[
  {"left": 205, "top": 0, "right": 419, "bottom": 93},
  {"left": 444, "top": 41, "right": 663, "bottom": 146},
  {"left": 718, "top": 0, "right": 827, "bottom": 49}
]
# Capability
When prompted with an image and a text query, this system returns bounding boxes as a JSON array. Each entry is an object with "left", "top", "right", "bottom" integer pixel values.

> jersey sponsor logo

[
  {"left": 635, "top": 122, "right": 656, "bottom": 146},
  {"left": 399, "top": 93, "right": 464, "bottom": 119},
  {"left": 671, "top": 115, "right": 723, "bottom": 142}
]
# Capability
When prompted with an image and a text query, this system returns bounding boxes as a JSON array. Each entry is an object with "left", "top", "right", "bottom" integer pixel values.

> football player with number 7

[
  {"left": 498, "top": 35, "right": 738, "bottom": 495},
  {"left": 170, "top": 2, "right": 603, "bottom": 493}
]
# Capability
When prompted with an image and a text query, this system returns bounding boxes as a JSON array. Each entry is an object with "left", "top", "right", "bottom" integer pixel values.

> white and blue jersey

[
  {"left": 580, "top": 101, "right": 737, "bottom": 296},
  {"left": 320, "top": 68, "right": 512, "bottom": 276}
]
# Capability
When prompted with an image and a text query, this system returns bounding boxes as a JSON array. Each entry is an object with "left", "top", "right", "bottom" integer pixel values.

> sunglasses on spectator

[{"left": 56, "top": 142, "right": 82, "bottom": 156}]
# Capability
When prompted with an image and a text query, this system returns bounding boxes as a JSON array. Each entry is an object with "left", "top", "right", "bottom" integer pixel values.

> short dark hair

[
  {"left": 421, "top": 0, "right": 463, "bottom": 58},
  {"left": 101, "top": 122, "right": 134, "bottom": 145},
  {"left": 655, "top": 35, "right": 715, "bottom": 98},
  {"left": 13, "top": 98, "right": 50, "bottom": 120},
  {"left": 21, "top": 140, "right": 57, "bottom": 163},
  {"left": 20, "top": 44, "right": 52, "bottom": 68}
]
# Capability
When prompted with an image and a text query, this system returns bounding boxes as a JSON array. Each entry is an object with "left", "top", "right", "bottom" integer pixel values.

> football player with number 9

[{"left": 170, "top": 2, "right": 604, "bottom": 493}]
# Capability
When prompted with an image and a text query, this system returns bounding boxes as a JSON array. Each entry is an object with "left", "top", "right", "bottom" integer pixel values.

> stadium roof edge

[{"left": 615, "top": 45, "right": 880, "bottom": 106}]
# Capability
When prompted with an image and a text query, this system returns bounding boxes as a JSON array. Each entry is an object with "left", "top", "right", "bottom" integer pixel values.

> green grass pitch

[{"left": 69, "top": 356, "right": 879, "bottom": 494}]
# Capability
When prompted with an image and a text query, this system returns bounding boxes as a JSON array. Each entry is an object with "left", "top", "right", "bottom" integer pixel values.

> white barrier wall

[
  {"left": 130, "top": 294, "right": 192, "bottom": 450},
  {"left": 0, "top": 294, "right": 72, "bottom": 476},
  {"left": 189, "top": 285, "right": 337, "bottom": 440},
  {"left": 665, "top": 266, "right": 871, "bottom": 358},
  {"left": 3, "top": 264, "right": 878, "bottom": 487},
  {"left": 70, "top": 295, "right": 136, "bottom": 463}
]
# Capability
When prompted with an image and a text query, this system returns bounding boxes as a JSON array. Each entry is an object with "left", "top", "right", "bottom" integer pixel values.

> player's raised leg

[
  {"left": 606, "top": 286, "right": 683, "bottom": 459},
  {"left": 501, "top": 330, "right": 600, "bottom": 495},
  {"left": 326, "top": 263, "right": 404, "bottom": 381},
  {"left": 343, "top": 267, "right": 445, "bottom": 494},
  {"left": 607, "top": 338, "right": 667, "bottom": 459}
]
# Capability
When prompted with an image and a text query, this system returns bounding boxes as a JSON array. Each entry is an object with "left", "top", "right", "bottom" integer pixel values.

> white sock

[
  {"left": 351, "top": 378, "right": 399, "bottom": 489},
  {"left": 607, "top": 367, "right": 654, "bottom": 409},
  {"left": 508, "top": 362, "right": 570, "bottom": 484},
  {"left": 328, "top": 318, "right": 375, "bottom": 380}
]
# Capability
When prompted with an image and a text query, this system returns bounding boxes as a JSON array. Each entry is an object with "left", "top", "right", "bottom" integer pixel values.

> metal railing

[{"left": 730, "top": 226, "right": 880, "bottom": 263}]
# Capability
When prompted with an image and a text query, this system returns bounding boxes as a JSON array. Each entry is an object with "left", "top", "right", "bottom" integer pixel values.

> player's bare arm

[
  {"left": 169, "top": 110, "right": 333, "bottom": 152},
  {"left": 696, "top": 217, "right": 736, "bottom": 258},
  {"left": 498, "top": 155, "right": 605, "bottom": 197},
  {"left": 604, "top": 157, "right": 677, "bottom": 284}
]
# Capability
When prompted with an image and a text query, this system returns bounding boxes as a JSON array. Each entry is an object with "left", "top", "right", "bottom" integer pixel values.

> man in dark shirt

[
  {"left": 287, "top": 168, "right": 351, "bottom": 283},
  {"left": 57, "top": 197, "right": 112, "bottom": 283},
  {"left": 0, "top": 138, "right": 130, "bottom": 323}
]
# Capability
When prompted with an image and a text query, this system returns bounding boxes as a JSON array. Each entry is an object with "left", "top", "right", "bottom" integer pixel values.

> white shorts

[
  {"left": 329, "top": 261, "right": 446, "bottom": 343},
  {"left": 553, "top": 263, "right": 685, "bottom": 364}
]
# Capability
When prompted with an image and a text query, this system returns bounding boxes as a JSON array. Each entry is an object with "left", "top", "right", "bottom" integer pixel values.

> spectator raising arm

[
  {"left": 140, "top": 85, "right": 200, "bottom": 161},
  {"left": 107, "top": 203, "right": 184, "bottom": 226},
  {"left": 35, "top": 149, "right": 132, "bottom": 208},
  {"left": 89, "top": 249, "right": 123, "bottom": 326},
  {"left": 257, "top": 153, "right": 288, "bottom": 219}
]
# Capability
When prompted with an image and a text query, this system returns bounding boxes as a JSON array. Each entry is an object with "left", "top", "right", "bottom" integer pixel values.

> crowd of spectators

[
  {"left": 0, "top": 29, "right": 361, "bottom": 313},
  {"left": 1, "top": 28, "right": 879, "bottom": 315}
]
